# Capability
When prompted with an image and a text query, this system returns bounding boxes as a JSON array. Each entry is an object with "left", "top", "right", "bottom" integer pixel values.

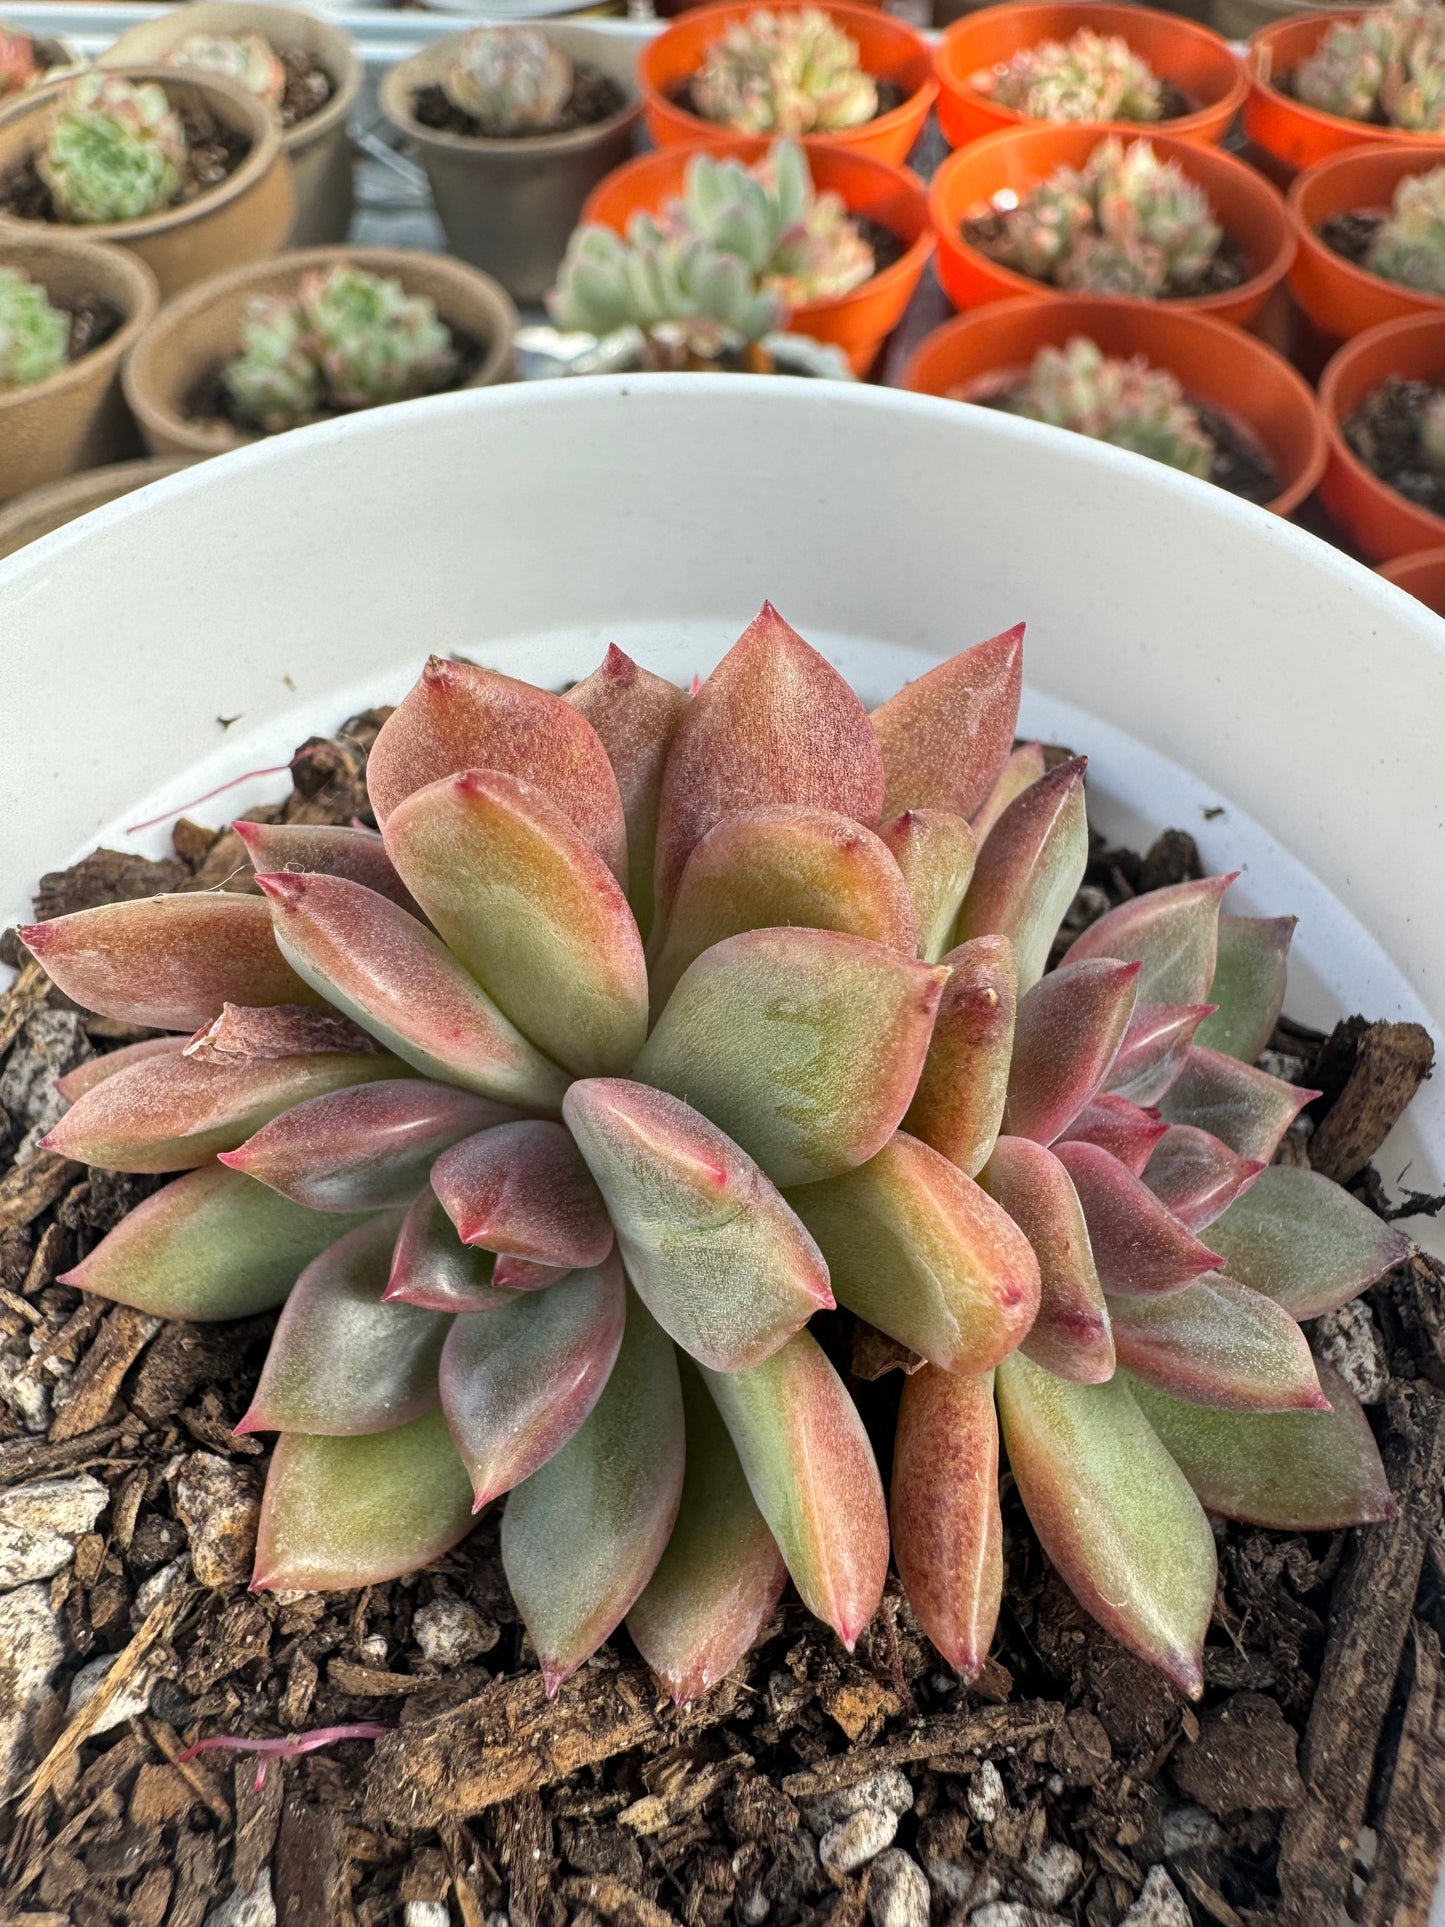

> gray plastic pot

[
  {"left": 101, "top": 2, "right": 361, "bottom": 247},
  {"left": 380, "top": 24, "right": 640, "bottom": 305}
]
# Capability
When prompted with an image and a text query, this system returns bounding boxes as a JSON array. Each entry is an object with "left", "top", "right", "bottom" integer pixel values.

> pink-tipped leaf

[
  {"left": 384, "top": 1189, "right": 513, "bottom": 1312},
  {"left": 878, "top": 810, "right": 977, "bottom": 964},
  {"left": 1204, "top": 1165, "right": 1411, "bottom": 1318},
  {"left": 1141, "top": 1126, "right": 1264, "bottom": 1233},
  {"left": 1158, "top": 1046, "right": 1316, "bottom": 1161},
  {"left": 1056, "top": 1094, "right": 1168, "bottom": 1175},
  {"left": 493, "top": 1256, "right": 572, "bottom": 1291},
  {"left": 1064, "top": 875, "right": 1233, "bottom": 1006},
  {"left": 1108, "top": 1277, "right": 1326, "bottom": 1413},
  {"left": 971, "top": 742, "right": 1046, "bottom": 847},
  {"left": 234, "top": 819, "right": 422, "bottom": 915},
  {"left": 904, "top": 935, "right": 1017, "bottom": 1177},
  {"left": 1196, "top": 914, "right": 1296, "bottom": 1063},
  {"left": 982, "top": 1136, "right": 1113, "bottom": 1383},
  {"left": 55, "top": 1036, "right": 188, "bottom": 1103},
  {"left": 1052, "top": 1139, "right": 1224, "bottom": 1296},
  {"left": 953, "top": 757, "right": 1088, "bottom": 991},
  {"left": 870, "top": 626, "right": 1024, "bottom": 822},
  {"left": 1003, "top": 958, "right": 1140, "bottom": 1147},
  {"left": 431, "top": 1120, "right": 613, "bottom": 1268},
  {"left": 1103, "top": 1002, "right": 1216, "bottom": 1107}
]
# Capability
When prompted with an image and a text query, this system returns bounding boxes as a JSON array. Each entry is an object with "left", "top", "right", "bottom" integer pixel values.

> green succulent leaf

[
  {"left": 234, "top": 820, "right": 422, "bottom": 915},
  {"left": 954, "top": 757, "right": 1088, "bottom": 992},
  {"left": 983, "top": 1135, "right": 1113, "bottom": 1383},
  {"left": 879, "top": 809, "right": 978, "bottom": 964},
  {"left": 870, "top": 626, "right": 1024, "bottom": 822},
  {"left": 904, "top": 934, "right": 1018, "bottom": 1177},
  {"left": 971, "top": 742, "right": 1045, "bottom": 846},
  {"left": 384, "top": 1189, "right": 514, "bottom": 1312},
  {"left": 1140, "top": 1125, "right": 1263, "bottom": 1233},
  {"left": 1157, "top": 1045, "right": 1314, "bottom": 1162},
  {"left": 1065, "top": 875, "right": 1232, "bottom": 1006},
  {"left": 1196, "top": 913, "right": 1296, "bottom": 1063},
  {"left": 1203, "top": 1165, "right": 1411, "bottom": 1318},
  {"left": 1108, "top": 1276, "right": 1326, "bottom": 1413}
]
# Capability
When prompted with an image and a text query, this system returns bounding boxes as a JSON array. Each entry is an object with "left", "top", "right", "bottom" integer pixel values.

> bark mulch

[{"left": 0, "top": 716, "right": 1441, "bottom": 1927}]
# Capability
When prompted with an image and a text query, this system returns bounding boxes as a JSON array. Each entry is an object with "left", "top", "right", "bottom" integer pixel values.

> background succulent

[
  {"left": 691, "top": 7, "right": 877, "bottom": 137},
  {"left": 1003, "top": 337, "right": 1215, "bottom": 478},
  {"left": 39, "top": 72, "right": 187, "bottom": 225},
  {"left": 439, "top": 25, "right": 574, "bottom": 136},
  {"left": 1364, "top": 164, "right": 1445, "bottom": 293},
  {"left": 971, "top": 27, "right": 1164, "bottom": 124},
  {"left": 0, "top": 263, "right": 68, "bottom": 391},
  {"left": 25, "top": 610, "right": 1404, "bottom": 1704},
  {"left": 162, "top": 30, "right": 286, "bottom": 107},
  {"left": 0, "top": 24, "right": 40, "bottom": 99},
  {"left": 1296, "top": 0, "right": 1445, "bottom": 131}
]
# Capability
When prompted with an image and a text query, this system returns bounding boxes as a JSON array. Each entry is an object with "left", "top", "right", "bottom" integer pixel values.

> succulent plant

[
  {"left": 162, "top": 30, "right": 287, "bottom": 107},
  {"left": 39, "top": 73, "right": 187, "bottom": 225},
  {"left": 223, "top": 266, "right": 458, "bottom": 434},
  {"left": 0, "top": 24, "right": 40, "bottom": 99},
  {"left": 439, "top": 25, "right": 574, "bottom": 135},
  {"left": 1296, "top": 0, "right": 1445, "bottom": 131},
  {"left": 1004, "top": 336, "right": 1215, "bottom": 478},
  {"left": 971, "top": 27, "right": 1164, "bottom": 124},
  {"left": 986, "top": 137, "right": 1223, "bottom": 298},
  {"left": 1420, "top": 386, "right": 1445, "bottom": 466},
  {"left": 691, "top": 7, "right": 877, "bottom": 137},
  {"left": 26, "top": 610, "right": 1406, "bottom": 1702},
  {"left": 0, "top": 264, "right": 69, "bottom": 391},
  {"left": 1364, "top": 164, "right": 1445, "bottom": 293}
]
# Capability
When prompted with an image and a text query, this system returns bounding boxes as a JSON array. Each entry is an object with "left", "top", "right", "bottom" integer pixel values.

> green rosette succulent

[
  {"left": 1364, "top": 164, "right": 1445, "bottom": 294},
  {"left": 691, "top": 7, "right": 877, "bottom": 137},
  {"left": 971, "top": 27, "right": 1163, "bottom": 124},
  {"left": 1297, "top": 0, "right": 1445, "bottom": 132},
  {"left": 1004, "top": 337, "right": 1215, "bottom": 479},
  {"left": 0, "top": 266, "right": 68, "bottom": 391},
  {"left": 439, "top": 25, "right": 573, "bottom": 135},
  {"left": 39, "top": 73, "right": 186, "bottom": 225}
]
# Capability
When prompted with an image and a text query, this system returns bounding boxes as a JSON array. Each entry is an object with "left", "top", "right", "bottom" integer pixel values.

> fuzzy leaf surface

[
  {"left": 431, "top": 1120, "right": 613, "bottom": 1267},
  {"left": 1141, "top": 1126, "right": 1264, "bottom": 1233},
  {"left": 234, "top": 820, "right": 422, "bottom": 915},
  {"left": 870, "top": 626, "right": 1023, "bottom": 821},
  {"left": 55, "top": 1036, "right": 188, "bottom": 1103},
  {"left": 983, "top": 1136, "right": 1113, "bottom": 1383},
  {"left": 1157, "top": 1046, "right": 1314, "bottom": 1162},
  {"left": 1056, "top": 1095, "right": 1168, "bottom": 1175},
  {"left": 971, "top": 742, "right": 1045, "bottom": 846},
  {"left": 1004, "top": 958, "right": 1139, "bottom": 1147},
  {"left": 904, "top": 934, "right": 1017, "bottom": 1177},
  {"left": 953, "top": 757, "right": 1088, "bottom": 991},
  {"left": 1109, "top": 1276, "right": 1325, "bottom": 1413},
  {"left": 1196, "top": 914, "right": 1295, "bottom": 1063},
  {"left": 879, "top": 809, "right": 977, "bottom": 964},
  {"left": 1053, "top": 1139, "right": 1223, "bottom": 1296},
  {"left": 384, "top": 1190, "right": 513, "bottom": 1312},
  {"left": 1204, "top": 1165, "right": 1411, "bottom": 1318},
  {"left": 1064, "top": 876, "right": 1232, "bottom": 1006},
  {"left": 1103, "top": 1002, "right": 1216, "bottom": 1107}
]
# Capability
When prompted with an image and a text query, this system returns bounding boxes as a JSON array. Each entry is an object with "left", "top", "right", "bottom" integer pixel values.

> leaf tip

[{"left": 540, "top": 1659, "right": 573, "bottom": 1700}]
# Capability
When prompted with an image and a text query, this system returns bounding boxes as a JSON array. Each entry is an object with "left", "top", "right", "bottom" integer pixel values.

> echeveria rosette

[{"left": 22, "top": 607, "right": 1408, "bottom": 1708}]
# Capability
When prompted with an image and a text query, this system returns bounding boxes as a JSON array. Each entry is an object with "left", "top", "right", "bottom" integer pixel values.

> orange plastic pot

[
  {"left": 1377, "top": 546, "right": 1445, "bottom": 615},
  {"left": 638, "top": 0, "right": 936, "bottom": 166},
  {"left": 1248, "top": 12, "right": 1445, "bottom": 176},
  {"left": 935, "top": 1, "right": 1246, "bottom": 150},
  {"left": 581, "top": 137, "right": 934, "bottom": 375},
  {"left": 1288, "top": 145, "right": 1445, "bottom": 345},
  {"left": 902, "top": 295, "right": 1326, "bottom": 516},
  {"left": 1319, "top": 312, "right": 1445, "bottom": 559},
  {"left": 928, "top": 123, "right": 1294, "bottom": 328}
]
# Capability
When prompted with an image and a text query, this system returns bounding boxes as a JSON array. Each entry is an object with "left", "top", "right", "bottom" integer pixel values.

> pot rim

[
  {"left": 1318, "top": 308, "right": 1445, "bottom": 540},
  {"left": 0, "top": 455, "right": 195, "bottom": 557},
  {"left": 379, "top": 27, "right": 640, "bottom": 158},
  {"left": 1287, "top": 142, "right": 1445, "bottom": 316},
  {"left": 0, "top": 66, "right": 285, "bottom": 243},
  {"left": 0, "top": 230, "right": 159, "bottom": 417},
  {"left": 1248, "top": 9, "right": 1445, "bottom": 147}
]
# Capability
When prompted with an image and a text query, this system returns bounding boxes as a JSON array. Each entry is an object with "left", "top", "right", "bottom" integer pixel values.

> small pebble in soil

[
  {"left": 1022, "top": 1842, "right": 1082, "bottom": 1906},
  {"left": 414, "top": 1594, "right": 499, "bottom": 1666},
  {"left": 966, "top": 1904, "right": 1068, "bottom": 1926},
  {"left": 201, "top": 1869, "right": 275, "bottom": 1927},
  {"left": 1311, "top": 1298, "right": 1389, "bottom": 1403},
  {"left": 0, "top": 1473, "right": 108, "bottom": 1588},
  {"left": 916, "top": 1811, "right": 984, "bottom": 1906},
  {"left": 66, "top": 1650, "right": 158, "bottom": 1733},
  {"left": 802, "top": 1766, "right": 913, "bottom": 1833},
  {"left": 1119, "top": 1865, "right": 1191, "bottom": 1927},
  {"left": 359, "top": 1632, "right": 389, "bottom": 1666},
  {"left": 132, "top": 1551, "right": 188, "bottom": 1622},
  {"left": 866, "top": 1849, "right": 930, "bottom": 1927},
  {"left": 967, "top": 1758, "right": 1007, "bottom": 1825},
  {"left": 0, "top": 1582, "right": 65, "bottom": 1796},
  {"left": 173, "top": 1452, "right": 261, "bottom": 1591},
  {"left": 819, "top": 1805, "right": 899, "bottom": 1875},
  {"left": 403, "top": 1905, "right": 451, "bottom": 1927}
]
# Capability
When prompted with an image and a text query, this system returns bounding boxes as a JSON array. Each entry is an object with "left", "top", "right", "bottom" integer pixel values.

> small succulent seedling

[
  {"left": 971, "top": 27, "right": 1163, "bottom": 123},
  {"left": 39, "top": 73, "right": 187, "bottom": 225},
  {"left": 29, "top": 606, "right": 1405, "bottom": 1703},
  {"left": 1296, "top": 0, "right": 1445, "bottom": 131},
  {"left": 0, "top": 24, "right": 39, "bottom": 99},
  {"left": 439, "top": 25, "right": 573, "bottom": 135},
  {"left": 1363, "top": 164, "right": 1445, "bottom": 292},
  {"left": 985, "top": 137, "right": 1223, "bottom": 298},
  {"left": 1004, "top": 336, "right": 1214, "bottom": 478},
  {"left": 223, "top": 265, "right": 458, "bottom": 434},
  {"left": 0, "top": 264, "right": 68, "bottom": 390},
  {"left": 691, "top": 7, "right": 877, "bottom": 137},
  {"left": 163, "top": 31, "right": 286, "bottom": 106}
]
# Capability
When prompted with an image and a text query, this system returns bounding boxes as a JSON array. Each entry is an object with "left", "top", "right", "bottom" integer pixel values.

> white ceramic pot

[{"left": 2, "top": 376, "right": 1443, "bottom": 1255}]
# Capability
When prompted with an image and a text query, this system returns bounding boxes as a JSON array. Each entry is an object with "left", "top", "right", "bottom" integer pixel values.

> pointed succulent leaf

[
  {"left": 440, "top": 1257, "right": 626, "bottom": 1509},
  {"left": 635, "top": 928, "right": 946, "bottom": 1188},
  {"left": 55, "top": 1036, "right": 188, "bottom": 1103},
  {"left": 971, "top": 742, "right": 1046, "bottom": 847},
  {"left": 21, "top": 895, "right": 321, "bottom": 1031},
  {"left": 220, "top": 1080, "right": 509, "bottom": 1212},
  {"left": 1157, "top": 1046, "right": 1315, "bottom": 1161},
  {"left": 953, "top": 758, "right": 1088, "bottom": 992},
  {"left": 563, "top": 643, "right": 689, "bottom": 939},
  {"left": 42, "top": 1043, "right": 398, "bottom": 1174},
  {"left": 1109, "top": 1277, "right": 1326, "bottom": 1413},
  {"left": 563, "top": 1079, "right": 831, "bottom": 1371},
  {"left": 252, "top": 1407, "right": 475, "bottom": 1590},
  {"left": 431, "top": 1120, "right": 614, "bottom": 1268},
  {"left": 996, "top": 1351, "right": 1216, "bottom": 1697},
  {"left": 238, "top": 1214, "right": 446, "bottom": 1436},
  {"left": 1053, "top": 1139, "right": 1223, "bottom": 1295},
  {"left": 702, "top": 1327, "right": 888, "bottom": 1650},
  {"left": 1056, "top": 1094, "right": 1168, "bottom": 1174},
  {"left": 652, "top": 603, "right": 885, "bottom": 931},
  {"left": 904, "top": 935, "right": 1017, "bottom": 1177},
  {"left": 870, "top": 626, "right": 1024, "bottom": 822},
  {"left": 1196, "top": 914, "right": 1296, "bottom": 1063},
  {"left": 890, "top": 1366, "right": 1001, "bottom": 1680},
  {"left": 384, "top": 1189, "right": 513, "bottom": 1312},
  {"left": 1064, "top": 875, "right": 1233, "bottom": 1006},
  {"left": 493, "top": 1255, "right": 571, "bottom": 1291},
  {"left": 1103, "top": 1001, "right": 1216, "bottom": 1106},
  {"left": 187, "top": 1003, "right": 378, "bottom": 1061},
  {"left": 1004, "top": 958, "right": 1140, "bottom": 1146},
  {"left": 256, "top": 871, "right": 569, "bottom": 1109},
  {"left": 1141, "top": 1126, "right": 1264, "bottom": 1233},
  {"left": 382, "top": 771, "right": 648, "bottom": 1078},
  {"left": 1204, "top": 1165, "right": 1410, "bottom": 1318},
  {"left": 366, "top": 653, "right": 628, "bottom": 882},
  {"left": 788, "top": 1131, "right": 1040, "bottom": 1375},
  {"left": 59, "top": 1164, "right": 374, "bottom": 1321},
  {"left": 649, "top": 807, "right": 917, "bottom": 1009},
  {"left": 879, "top": 810, "right": 977, "bottom": 964},
  {"left": 982, "top": 1136, "right": 1113, "bottom": 1383},
  {"left": 1128, "top": 1362, "right": 1395, "bottom": 1529},
  {"left": 502, "top": 1290, "right": 684, "bottom": 1695},
  {"left": 234, "top": 819, "right": 423, "bottom": 915},
  {"left": 627, "top": 1358, "right": 788, "bottom": 1704}
]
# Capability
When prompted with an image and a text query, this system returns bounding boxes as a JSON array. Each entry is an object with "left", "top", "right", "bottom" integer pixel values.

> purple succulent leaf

[
  {"left": 871, "top": 626, "right": 1024, "bottom": 822},
  {"left": 431, "top": 1120, "right": 614, "bottom": 1269},
  {"left": 953, "top": 757, "right": 1089, "bottom": 992},
  {"left": 982, "top": 1136, "right": 1113, "bottom": 1383},
  {"left": 971, "top": 742, "right": 1045, "bottom": 848},
  {"left": 1108, "top": 1275, "right": 1327, "bottom": 1414},
  {"left": 1157, "top": 1045, "right": 1317, "bottom": 1162},
  {"left": 1140, "top": 1125, "right": 1264, "bottom": 1233},
  {"left": 1102, "top": 1001, "right": 1217, "bottom": 1107},
  {"left": 233, "top": 819, "right": 424, "bottom": 916},
  {"left": 1052, "top": 1139, "right": 1224, "bottom": 1296},
  {"left": 1003, "top": 956, "right": 1140, "bottom": 1147},
  {"left": 1055, "top": 1093, "right": 1168, "bottom": 1174},
  {"left": 384, "top": 1189, "right": 514, "bottom": 1313},
  {"left": 1064, "top": 874, "right": 1234, "bottom": 1006}
]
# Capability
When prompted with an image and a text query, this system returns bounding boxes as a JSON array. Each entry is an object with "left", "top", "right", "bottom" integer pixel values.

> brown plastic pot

[
  {"left": 929, "top": 123, "right": 1294, "bottom": 329},
  {"left": 1318, "top": 311, "right": 1445, "bottom": 559},
  {"left": 0, "top": 455, "right": 195, "bottom": 559},
  {"left": 1377, "top": 545, "right": 1445, "bottom": 614},
  {"left": 935, "top": 1, "right": 1246, "bottom": 150},
  {"left": 380, "top": 26, "right": 639, "bottom": 306},
  {"left": 1247, "top": 11, "right": 1445, "bottom": 176},
  {"left": 100, "top": 3, "right": 361, "bottom": 248},
  {"left": 0, "top": 67, "right": 294, "bottom": 300},
  {"left": 0, "top": 231, "right": 159, "bottom": 501},
  {"left": 902, "top": 294, "right": 1326, "bottom": 516},
  {"left": 1288, "top": 145, "right": 1445, "bottom": 347},
  {"left": 123, "top": 244, "right": 517, "bottom": 458}
]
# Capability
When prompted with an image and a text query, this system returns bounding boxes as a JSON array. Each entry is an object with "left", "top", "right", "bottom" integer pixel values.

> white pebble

[
  {"left": 738, "top": 1889, "right": 769, "bottom": 1925},
  {"left": 132, "top": 1553, "right": 189, "bottom": 1623},
  {"left": 1119, "top": 1867, "right": 1191, "bottom": 1927},
  {"left": 414, "top": 1596, "right": 496, "bottom": 1667},
  {"left": 66, "top": 1652, "right": 156, "bottom": 1734},
  {"left": 867, "top": 1850, "right": 930, "bottom": 1927},
  {"left": 403, "top": 1905, "right": 451, "bottom": 1927},
  {"left": 0, "top": 1474, "right": 107, "bottom": 1589},
  {"left": 1311, "top": 1301, "right": 1389, "bottom": 1404},
  {"left": 1023, "top": 1843, "right": 1082, "bottom": 1907},
  {"left": 967, "top": 1906, "right": 1068, "bottom": 1927},
  {"left": 359, "top": 1633, "right": 389, "bottom": 1666},
  {"left": 820, "top": 1806, "right": 899, "bottom": 1875},
  {"left": 0, "top": 1582, "right": 64, "bottom": 1796},
  {"left": 966, "top": 1760, "right": 1007, "bottom": 1825},
  {"left": 202, "top": 1871, "right": 275, "bottom": 1927},
  {"left": 803, "top": 1767, "right": 914, "bottom": 1833}
]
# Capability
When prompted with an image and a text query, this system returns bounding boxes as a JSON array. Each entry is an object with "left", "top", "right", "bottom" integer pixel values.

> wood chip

[
  {"left": 1360, "top": 1622, "right": 1445, "bottom": 1927},
  {"left": 780, "top": 1703, "right": 1062, "bottom": 1801},
  {"left": 1309, "top": 1020, "right": 1436, "bottom": 1185},
  {"left": 0, "top": 1154, "right": 79, "bottom": 1232},
  {"left": 559, "top": 1877, "right": 678, "bottom": 1927},
  {"left": 49, "top": 1306, "right": 161, "bottom": 1443},
  {"left": 328, "top": 1659, "right": 436, "bottom": 1697},
  {"left": 0, "top": 961, "right": 51, "bottom": 1059}
]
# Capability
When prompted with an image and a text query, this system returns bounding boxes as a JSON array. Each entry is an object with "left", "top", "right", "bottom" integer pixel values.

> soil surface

[
  {"left": 1344, "top": 374, "right": 1445, "bottom": 516},
  {"left": 1320, "top": 208, "right": 1384, "bottom": 270},
  {"left": 411, "top": 66, "right": 626, "bottom": 140},
  {"left": 671, "top": 75, "right": 907, "bottom": 126},
  {"left": 0, "top": 101, "right": 250, "bottom": 225},
  {"left": 962, "top": 211, "right": 1251, "bottom": 299},
  {"left": 182, "top": 326, "right": 485, "bottom": 435},
  {"left": 0, "top": 718, "right": 1441, "bottom": 1927},
  {"left": 53, "top": 294, "right": 121, "bottom": 366},
  {"left": 276, "top": 49, "right": 334, "bottom": 131}
]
